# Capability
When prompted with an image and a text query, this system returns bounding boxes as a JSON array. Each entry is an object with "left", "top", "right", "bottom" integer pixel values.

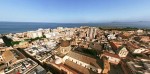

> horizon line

[{"left": 0, "top": 21, "right": 150, "bottom": 24}]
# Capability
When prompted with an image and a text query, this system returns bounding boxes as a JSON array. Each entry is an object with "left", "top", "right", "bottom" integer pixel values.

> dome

[
  {"left": 60, "top": 40, "right": 70, "bottom": 47},
  {"left": 55, "top": 58, "right": 62, "bottom": 64}
]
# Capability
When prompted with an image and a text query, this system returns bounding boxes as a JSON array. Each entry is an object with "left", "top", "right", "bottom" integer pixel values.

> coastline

[{"left": 0, "top": 22, "right": 150, "bottom": 34}]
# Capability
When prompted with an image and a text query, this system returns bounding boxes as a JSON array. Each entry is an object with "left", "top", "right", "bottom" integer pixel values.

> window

[
  {"left": 86, "top": 66, "right": 88, "bottom": 68},
  {"left": 80, "top": 63, "right": 82, "bottom": 65},
  {"left": 124, "top": 52, "right": 126, "bottom": 55}
]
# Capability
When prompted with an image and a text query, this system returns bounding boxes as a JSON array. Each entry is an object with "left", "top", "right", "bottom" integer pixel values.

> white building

[
  {"left": 37, "top": 31, "right": 43, "bottom": 37},
  {"left": 32, "top": 32, "right": 38, "bottom": 38},
  {"left": 27, "top": 31, "right": 43, "bottom": 38},
  {"left": 137, "top": 29, "right": 143, "bottom": 33},
  {"left": 44, "top": 32, "right": 60, "bottom": 39},
  {"left": 137, "top": 29, "right": 144, "bottom": 35},
  {"left": 57, "top": 27, "right": 63, "bottom": 30},
  {"left": 87, "top": 27, "right": 97, "bottom": 39},
  {"left": 44, "top": 34, "right": 51, "bottom": 38},
  {"left": 117, "top": 46, "right": 129, "bottom": 58},
  {"left": 133, "top": 48, "right": 148, "bottom": 54},
  {"left": 65, "top": 31, "right": 74, "bottom": 37},
  {"left": 0, "top": 38, "right": 4, "bottom": 44},
  {"left": 107, "top": 34, "right": 116, "bottom": 40}
]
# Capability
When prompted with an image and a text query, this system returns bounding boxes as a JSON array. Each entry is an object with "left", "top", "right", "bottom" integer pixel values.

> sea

[{"left": 0, "top": 22, "right": 150, "bottom": 34}]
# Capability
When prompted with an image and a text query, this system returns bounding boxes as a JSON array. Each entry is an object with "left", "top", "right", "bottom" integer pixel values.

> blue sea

[{"left": 0, "top": 22, "right": 150, "bottom": 34}]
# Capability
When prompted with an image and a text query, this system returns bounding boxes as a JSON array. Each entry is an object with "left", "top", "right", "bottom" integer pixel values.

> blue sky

[{"left": 0, "top": 0, "right": 150, "bottom": 23}]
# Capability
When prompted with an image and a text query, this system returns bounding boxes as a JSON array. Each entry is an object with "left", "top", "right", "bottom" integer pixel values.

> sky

[{"left": 0, "top": 0, "right": 150, "bottom": 23}]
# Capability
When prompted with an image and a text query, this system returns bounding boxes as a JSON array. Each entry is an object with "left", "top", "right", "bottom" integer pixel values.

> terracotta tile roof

[
  {"left": 49, "top": 61, "right": 78, "bottom": 74},
  {"left": 67, "top": 51, "right": 101, "bottom": 68},
  {"left": 110, "top": 41, "right": 123, "bottom": 49},
  {"left": 140, "top": 36, "right": 150, "bottom": 42},
  {"left": 123, "top": 32, "right": 131, "bottom": 37},
  {"left": 2, "top": 50, "right": 15, "bottom": 62},
  {"left": 93, "top": 43, "right": 102, "bottom": 50},
  {"left": 64, "top": 60, "right": 97, "bottom": 74},
  {"left": 102, "top": 52, "right": 120, "bottom": 59},
  {"left": 60, "top": 40, "right": 70, "bottom": 47},
  {"left": 126, "top": 42, "right": 139, "bottom": 50}
]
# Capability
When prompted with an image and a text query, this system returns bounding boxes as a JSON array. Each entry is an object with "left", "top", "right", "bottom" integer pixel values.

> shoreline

[{"left": 0, "top": 26, "right": 150, "bottom": 35}]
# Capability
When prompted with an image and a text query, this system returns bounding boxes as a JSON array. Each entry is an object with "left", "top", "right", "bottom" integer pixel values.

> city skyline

[
  {"left": 0, "top": 1, "right": 150, "bottom": 74},
  {"left": 0, "top": 0, "right": 150, "bottom": 23}
]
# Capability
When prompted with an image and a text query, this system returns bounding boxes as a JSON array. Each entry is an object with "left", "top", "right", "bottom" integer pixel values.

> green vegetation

[
  {"left": 24, "top": 36, "right": 46, "bottom": 42},
  {"left": 3, "top": 35, "right": 46, "bottom": 46},
  {"left": 11, "top": 41, "right": 21, "bottom": 46},
  {"left": 82, "top": 49, "right": 97, "bottom": 57},
  {"left": 99, "top": 27, "right": 139, "bottom": 31},
  {"left": 0, "top": 63, "right": 5, "bottom": 66},
  {"left": 2, "top": 36, "right": 13, "bottom": 46},
  {"left": 77, "top": 48, "right": 98, "bottom": 57},
  {"left": 145, "top": 29, "right": 150, "bottom": 31},
  {"left": 121, "top": 27, "right": 138, "bottom": 31},
  {"left": 133, "top": 54, "right": 143, "bottom": 58}
]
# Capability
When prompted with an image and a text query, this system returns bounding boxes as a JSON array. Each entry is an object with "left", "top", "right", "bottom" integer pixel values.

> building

[
  {"left": 26, "top": 65, "right": 47, "bottom": 74},
  {"left": 0, "top": 38, "right": 4, "bottom": 47},
  {"left": 87, "top": 27, "right": 97, "bottom": 39},
  {"left": 140, "top": 36, "right": 150, "bottom": 43},
  {"left": 0, "top": 38, "right": 4, "bottom": 44},
  {"left": 51, "top": 50, "right": 102, "bottom": 74},
  {"left": 136, "top": 29, "right": 144, "bottom": 35},
  {"left": 126, "top": 42, "right": 148, "bottom": 54},
  {"left": 66, "top": 51, "right": 102, "bottom": 73},
  {"left": 110, "top": 41, "right": 123, "bottom": 50},
  {"left": 110, "top": 41, "right": 128, "bottom": 58},
  {"left": 91, "top": 42, "right": 102, "bottom": 51},
  {"left": 58, "top": 40, "right": 72, "bottom": 55},
  {"left": 107, "top": 34, "right": 116, "bottom": 40},
  {"left": 49, "top": 44, "right": 103, "bottom": 74},
  {"left": 44, "top": 32, "right": 59, "bottom": 39},
  {"left": 16, "top": 41, "right": 29, "bottom": 48},
  {"left": 0, "top": 48, "right": 47, "bottom": 74},
  {"left": 2, "top": 49, "right": 25, "bottom": 66},
  {"left": 119, "top": 32, "right": 133, "bottom": 39},
  {"left": 27, "top": 31, "right": 43, "bottom": 38},
  {"left": 117, "top": 46, "right": 129, "bottom": 58},
  {"left": 37, "top": 31, "right": 43, "bottom": 37},
  {"left": 0, "top": 47, "right": 47, "bottom": 74},
  {"left": 3, "top": 58, "right": 46, "bottom": 74},
  {"left": 79, "top": 31, "right": 87, "bottom": 38},
  {"left": 102, "top": 57, "right": 110, "bottom": 74},
  {"left": 100, "top": 52, "right": 120, "bottom": 65},
  {"left": 127, "top": 59, "right": 150, "bottom": 74}
]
